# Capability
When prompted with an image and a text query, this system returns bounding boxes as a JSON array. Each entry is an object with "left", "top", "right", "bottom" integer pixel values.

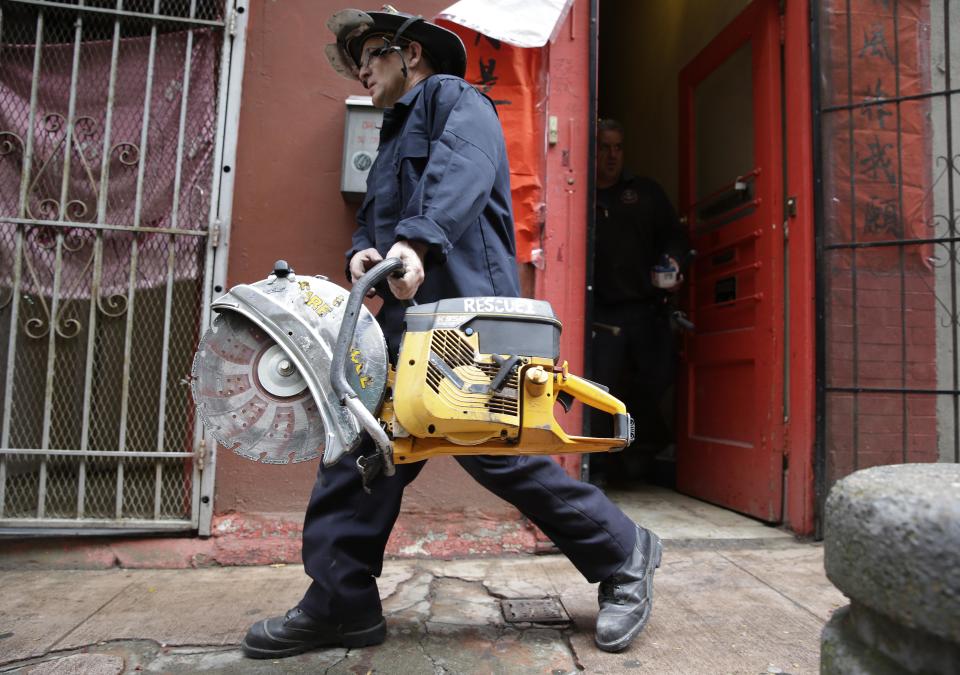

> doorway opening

[{"left": 590, "top": 0, "right": 787, "bottom": 526}]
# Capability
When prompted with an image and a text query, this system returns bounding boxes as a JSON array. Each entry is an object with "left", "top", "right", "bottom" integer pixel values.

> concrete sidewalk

[{"left": 0, "top": 538, "right": 843, "bottom": 674}]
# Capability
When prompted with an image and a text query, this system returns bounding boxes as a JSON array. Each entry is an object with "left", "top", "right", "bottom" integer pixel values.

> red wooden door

[{"left": 677, "top": 0, "right": 784, "bottom": 521}]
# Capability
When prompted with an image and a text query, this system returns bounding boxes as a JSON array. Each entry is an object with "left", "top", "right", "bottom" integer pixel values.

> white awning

[{"left": 435, "top": 0, "right": 574, "bottom": 48}]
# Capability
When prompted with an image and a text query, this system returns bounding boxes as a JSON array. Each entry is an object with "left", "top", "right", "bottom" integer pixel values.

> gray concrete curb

[{"left": 822, "top": 464, "right": 960, "bottom": 674}]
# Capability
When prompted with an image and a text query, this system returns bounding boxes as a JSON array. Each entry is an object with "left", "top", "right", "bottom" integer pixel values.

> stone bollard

[{"left": 820, "top": 463, "right": 960, "bottom": 674}]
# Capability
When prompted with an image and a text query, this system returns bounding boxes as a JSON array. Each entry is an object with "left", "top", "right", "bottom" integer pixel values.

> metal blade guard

[{"left": 191, "top": 260, "right": 389, "bottom": 467}]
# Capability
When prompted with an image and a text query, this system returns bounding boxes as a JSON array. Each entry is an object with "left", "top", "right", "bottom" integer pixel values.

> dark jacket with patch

[
  {"left": 594, "top": 170, "right": 687, "bottom": 306},
  {"left": 347, "top": 75, "right": 520, "bottom": 354}
]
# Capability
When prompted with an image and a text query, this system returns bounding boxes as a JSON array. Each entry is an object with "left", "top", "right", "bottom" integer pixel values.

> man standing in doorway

[
  {"left": 240, "top": 8, "right": 662, "bottom": 659},
  {"left": 590, "top": 118, "right": 689, "bottom": 486}
]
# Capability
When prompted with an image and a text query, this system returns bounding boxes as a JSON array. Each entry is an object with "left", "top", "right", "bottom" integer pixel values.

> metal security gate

[
  {"left": 0, "top": 0, "right": 247, "bottom": 533},
  {"left": 814, "top": 0, "right": 960, "bottom": 527}
]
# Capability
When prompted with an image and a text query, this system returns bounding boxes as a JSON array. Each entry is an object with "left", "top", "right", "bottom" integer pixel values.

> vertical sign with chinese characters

[
  {"left": 819, "top": 0, "right": 937, "bottom": 481},
  {"left": 821, "top": 0, "right": 932, "bottom": 251}
]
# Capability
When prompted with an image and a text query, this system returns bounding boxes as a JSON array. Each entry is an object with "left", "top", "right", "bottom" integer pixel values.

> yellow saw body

[
  {"left": 388, "top": 304, "right": 630, "bottom": 464},
  {"left": 191, "top": 259, "right": 633, "bottom": 478}
]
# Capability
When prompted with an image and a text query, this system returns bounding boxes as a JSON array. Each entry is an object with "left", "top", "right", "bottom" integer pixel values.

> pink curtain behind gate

[{"left": 0, "top": 29, "right": 218, "bottom": 299}]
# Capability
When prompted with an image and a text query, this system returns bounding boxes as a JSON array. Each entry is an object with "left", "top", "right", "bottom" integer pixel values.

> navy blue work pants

[
  {"left": 590, "top": 302, "right": 675, "bottom": 444},
  {"left": 298, "top": 451, "right": 637, "bottom": 622}
]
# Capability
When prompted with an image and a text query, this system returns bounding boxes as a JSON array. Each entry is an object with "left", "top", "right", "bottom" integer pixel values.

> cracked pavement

[{"left": 0, "top": 541, "right": 843, "bottom": 674}]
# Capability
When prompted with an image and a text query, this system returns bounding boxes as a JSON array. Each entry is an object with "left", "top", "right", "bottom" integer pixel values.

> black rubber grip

[
  {"left": 331, "top": 258, "right": 404, "bottom": 404},
  {"left": 615, "top": 413, "right": 635, "bottom": 446}
]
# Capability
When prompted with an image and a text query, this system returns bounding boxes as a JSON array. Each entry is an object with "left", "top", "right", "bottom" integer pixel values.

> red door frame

[
  {"left": 537, "top": 0, "right": 592, "bottom": 479},
  {"left": 782, "top": 0, "right": 815, "bottom": 536},
  {"left": 676, "top": 0, "right": 815, "bottom": 532}
]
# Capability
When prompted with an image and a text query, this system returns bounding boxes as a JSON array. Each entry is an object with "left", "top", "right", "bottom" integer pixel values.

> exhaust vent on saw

[{"left": 426, "top": 330, "right": 519, "bottom": 418}]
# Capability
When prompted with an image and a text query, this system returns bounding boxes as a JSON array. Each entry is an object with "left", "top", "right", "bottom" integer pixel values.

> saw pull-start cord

[{"left": 331, "top": 257, "right": 405, "bottom": 480}]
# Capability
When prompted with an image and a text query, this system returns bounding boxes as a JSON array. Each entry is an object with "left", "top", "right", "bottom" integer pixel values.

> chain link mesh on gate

[{"left": 0, "top": 0, "right": 228, "bottom": 529}]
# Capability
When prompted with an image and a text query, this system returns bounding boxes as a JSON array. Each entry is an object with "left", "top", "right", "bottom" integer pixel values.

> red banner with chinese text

[
  {"left": 820, "top": 0, "right": 932, "bottom": 259},
  {"left": 819, "top": 0, "right": 938, "bottom": 479},
  {"left": 440, "top": 23, "right": 544, "bottom": 263}
]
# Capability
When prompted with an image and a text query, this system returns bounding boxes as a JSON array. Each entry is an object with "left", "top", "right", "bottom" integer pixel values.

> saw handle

[
  {"left": 555, "top": 373, "right": 635, "bottom": 447},
  {"left": 333, "top": 257, "right": 403, "bottom": 400},
  {"left": 331, "top": 257, "right": 405, "bottom": 475},
  {"left": 358, "top": 258, "right": 417, "bottom": 305}
]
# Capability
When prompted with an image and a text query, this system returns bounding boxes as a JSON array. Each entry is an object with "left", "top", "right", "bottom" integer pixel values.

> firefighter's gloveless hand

[
  {"left": 385, "top": 239, "right": 427, "bottom": 300},
  {"left": 650, "top": 256, "right": 683, "bottom": 291},
  {"left": 349, "top": 247, "right": 383, "bottom": 297},
  {"left": 349, "top": 242, "right": 427, "bottom": 299},
  {"left": 349, "top": 248, "right": 383, "bottom": 283}
]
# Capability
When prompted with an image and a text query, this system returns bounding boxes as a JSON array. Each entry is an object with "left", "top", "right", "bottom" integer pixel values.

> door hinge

[
  {"left": 227, "top": 9, "right": 238, "bottom": 37},
  {"left": 209, "top": 219, "right": 221, "bottom": 247},
  {"left": 197, "top": 437, "right": 207, "bottom": 471},
  {"left": 783, "top": 219, "right": 789, "bottom": 241}
]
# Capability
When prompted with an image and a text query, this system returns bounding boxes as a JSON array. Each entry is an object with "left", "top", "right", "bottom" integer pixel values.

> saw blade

[{"left": 191, "top": 311, "right": 325, "bottom": 464}]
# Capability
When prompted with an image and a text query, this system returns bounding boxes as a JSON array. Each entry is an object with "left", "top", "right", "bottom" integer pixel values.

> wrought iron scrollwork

[
  {"left": 23, "top": 114, "right": 109, "bottom": 224},
  {"left": 926, "top": 213, "right": 954, "bottom": 242},
  {"left": 0, "top": 130, "right": 24, "bottom": 159},
  {"left": 916, "top": 216, "right": 960, "bottom": 329},
  {"left": 112, "top": 142, "right": 140, "bottom": 166},
  {"left": 20, "top": 289, "right": 101, "bottom": 340},
  {"left": 909, "top": 155, "right": 960, "bottom": 328},
  {"left": 23, "top": 310, "right": 83, "bottom": 341},
  {"left": 97, "top": 292, "right": 129, "bottom": 318},
  {"left": 4, "top": 113, "right": 142, "bottom": 225},
  {"left": 0, "top": 111, "right": 141, "bottom": 338},
  {"left": 1, "top": 133, "right": 25, "bottom": 316},
  {"left": 0, "top": 129, "right": 22, "bottom": 312}
]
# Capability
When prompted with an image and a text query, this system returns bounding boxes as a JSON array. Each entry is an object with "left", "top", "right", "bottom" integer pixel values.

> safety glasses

[{"left": 359, "top": 38, "right": 403, "bottom": 70}]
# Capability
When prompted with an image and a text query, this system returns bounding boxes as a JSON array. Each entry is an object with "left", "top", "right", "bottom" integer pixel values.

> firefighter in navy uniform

[
  {"left": 240, "top": 8, "right": 662, "bottom": 659},
  {"left": 590, "top": 118, "right": 689, "bottom": 486}
]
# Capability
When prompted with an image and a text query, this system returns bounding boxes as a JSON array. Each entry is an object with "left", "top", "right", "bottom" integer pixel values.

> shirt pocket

[{"left": 396, "top": 132, "right": 430, "bottom": 211}]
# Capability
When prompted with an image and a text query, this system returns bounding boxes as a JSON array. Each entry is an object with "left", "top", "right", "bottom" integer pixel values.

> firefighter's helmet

[{"left": 325, "top": 6, "right": 466, "bottom": 80}]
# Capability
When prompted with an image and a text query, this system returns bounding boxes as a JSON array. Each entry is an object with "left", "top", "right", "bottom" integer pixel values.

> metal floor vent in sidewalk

[{"left": 500, "top": 597, "right": 570, "bottom": 624}]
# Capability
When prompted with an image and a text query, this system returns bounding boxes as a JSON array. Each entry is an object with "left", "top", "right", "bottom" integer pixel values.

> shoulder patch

[{"left": 620, "top": 188, "right": 639, "bottom": 205}]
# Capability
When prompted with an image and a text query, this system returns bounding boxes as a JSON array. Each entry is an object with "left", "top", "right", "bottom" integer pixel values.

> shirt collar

[
  {"left": 380, "top": 77, "right": 429, "bottom": 136},
  {"left": 394, "top": 76, "right": 430, "bottom": 109}
]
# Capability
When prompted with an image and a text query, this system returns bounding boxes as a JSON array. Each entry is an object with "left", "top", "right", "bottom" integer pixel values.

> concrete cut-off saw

[{"left": 191, "top": 258, "right": 634, "bottom": 482}]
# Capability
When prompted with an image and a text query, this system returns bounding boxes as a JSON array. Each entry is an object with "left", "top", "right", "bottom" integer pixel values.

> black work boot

[
  {"left": 595, "top": 525, "right": 663, "bottom": 653},
  {"left": 241, "top": 606, "right": 386, "bottom": 659}
]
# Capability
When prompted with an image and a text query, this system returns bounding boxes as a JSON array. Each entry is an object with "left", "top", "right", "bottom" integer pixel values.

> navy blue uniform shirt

[
  {"left": 594, "top": 170, "right": 688, "bottom": 306},
  {"left": 347, "top": 75, "right": 520, "bottom": 354}
]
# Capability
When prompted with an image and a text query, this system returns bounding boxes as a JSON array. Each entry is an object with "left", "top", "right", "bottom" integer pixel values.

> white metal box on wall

[{"left": 341, "top": 96, "right": 383, "bottom": 200}]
